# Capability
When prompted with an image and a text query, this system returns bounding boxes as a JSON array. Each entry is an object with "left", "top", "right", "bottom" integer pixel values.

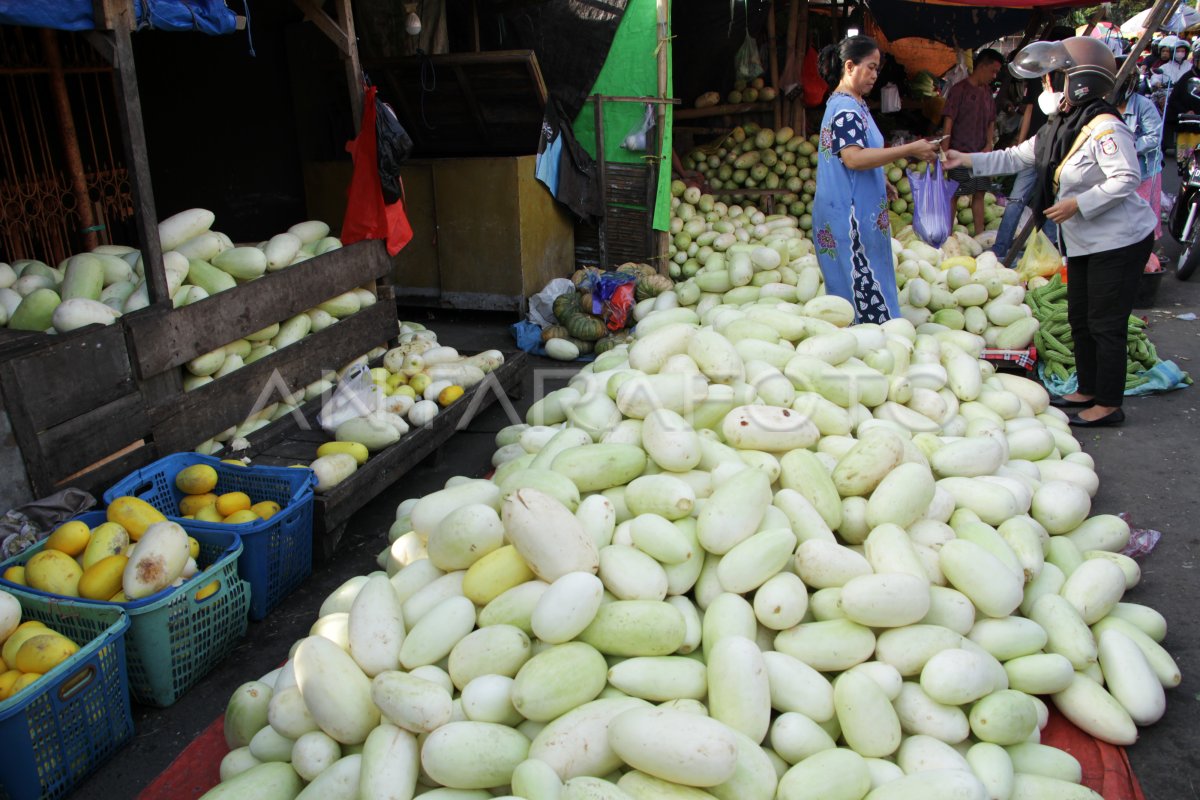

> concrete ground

[{"left": 75, "top": 221, "right": 1199, "bottom": 799}]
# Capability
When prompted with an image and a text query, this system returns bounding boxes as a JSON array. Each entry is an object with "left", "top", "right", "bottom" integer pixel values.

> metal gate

[{"left": 0, "top": 26, "right": 134, "bottom": 264}]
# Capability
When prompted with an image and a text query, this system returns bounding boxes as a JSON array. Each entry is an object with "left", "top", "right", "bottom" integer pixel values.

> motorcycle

[{"left": 1170, "top": 112, "right": 1200, "bottom": 281}]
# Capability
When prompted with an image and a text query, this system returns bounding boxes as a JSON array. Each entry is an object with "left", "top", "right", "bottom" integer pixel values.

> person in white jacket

[
  {"left": 946, "top": 37, "right": 1157, "bottom": 427},
  {"left": 1151, "top": 36, "right": 1193, "bottom": 89}
]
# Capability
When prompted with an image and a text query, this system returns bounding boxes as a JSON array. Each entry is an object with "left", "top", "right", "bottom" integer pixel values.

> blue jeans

[{"left": 993, "top": 166, "right": 1057, "bottom": 262}]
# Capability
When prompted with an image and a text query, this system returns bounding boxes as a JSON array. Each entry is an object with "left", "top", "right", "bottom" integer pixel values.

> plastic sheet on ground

[
  {"left": 1118, "top": 512, "right": 1163, "bottom": 559},
  {"left": 1037, "top": 360, "right": 1192, "bottom": 397}
]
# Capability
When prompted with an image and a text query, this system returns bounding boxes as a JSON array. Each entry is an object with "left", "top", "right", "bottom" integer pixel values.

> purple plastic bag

[{"left": 907, "top": 159, "right": 959, "bottom": 248}]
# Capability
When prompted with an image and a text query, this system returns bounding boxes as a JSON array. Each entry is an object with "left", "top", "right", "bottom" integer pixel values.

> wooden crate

[
  {"left": 124, "top": 240, "right": 397, "bottom": 456},
  {"left": 0, "top": 323, "right": 156, "bottom": 507},
  {"left": 241, "top": 351, "right": 528, "bottom": 558}
]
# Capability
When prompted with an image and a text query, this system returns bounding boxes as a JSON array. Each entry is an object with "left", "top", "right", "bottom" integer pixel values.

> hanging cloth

[{"left": 341, "top": 85, "right": 414, "bottom": 256}]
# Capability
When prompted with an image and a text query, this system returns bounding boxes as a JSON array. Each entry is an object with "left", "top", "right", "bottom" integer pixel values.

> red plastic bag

[
  {"left": 341, "top": 85, "right": 414, "bottom": 256},
  {"left": 605, "top": 283, "right": 635, "bottom": 331}
]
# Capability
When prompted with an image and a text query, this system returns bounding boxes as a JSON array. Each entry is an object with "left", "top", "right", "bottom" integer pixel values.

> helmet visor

[{"left": 1009, "top": 41, "right": 1073, "bottom": 79}]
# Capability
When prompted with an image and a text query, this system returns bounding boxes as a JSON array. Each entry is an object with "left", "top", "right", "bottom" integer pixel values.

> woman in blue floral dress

[{"left": 813, "top": 36, "right": 940, "bottom": 323}]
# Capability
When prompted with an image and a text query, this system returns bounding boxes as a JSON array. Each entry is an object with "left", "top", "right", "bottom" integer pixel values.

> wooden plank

[
  {"left": 318, "top": 352, "right": 527, "bottom": 532},
  {"left": 125, "top": 240, "right": 391, "bottom": 377},
  {"left": 3, "top": 325, "right": 134, "bottom": 432},
  {"left": 292, "top": 0, "right": 352, "bottom": 56},
  {"left": 56, "top": 440, "right": 156, "bottom": 498},
  {"left": 673, "top": 102, "right": 775, "bottom": 121},
  {"left": 0, "top": 363, "right": 54, "bottom": 496},
  {"left": 149, "top": 300, "right": 396, "bottom": 455},
  {"left": 38, "top": 392, "right": 148, "bottom": 482}
]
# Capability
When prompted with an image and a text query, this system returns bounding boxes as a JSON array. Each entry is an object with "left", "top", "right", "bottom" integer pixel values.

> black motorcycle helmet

[{"left": 1011, "top": 36, "right": 1117, "bottom": 105}]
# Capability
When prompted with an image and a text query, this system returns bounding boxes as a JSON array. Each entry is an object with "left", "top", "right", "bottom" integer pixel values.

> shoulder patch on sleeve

[{"left": 1099, "top": 135, "right": 1118, "bottom": 156}]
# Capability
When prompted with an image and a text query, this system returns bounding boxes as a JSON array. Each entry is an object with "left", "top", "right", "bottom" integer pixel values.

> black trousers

[{"left": 1066, "top": 235, "right": 1154, "bottom": 407}]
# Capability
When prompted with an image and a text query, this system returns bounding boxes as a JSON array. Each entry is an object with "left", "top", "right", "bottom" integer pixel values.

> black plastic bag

[{"left": 375, "top": 95, "right": 414, "bottom": 205}]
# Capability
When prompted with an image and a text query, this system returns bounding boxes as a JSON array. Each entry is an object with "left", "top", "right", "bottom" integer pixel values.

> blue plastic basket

[
  {"left": 0, "top": 593, "right": 132, "bottom": 800},
  {"left": 103, "top": 453, "right": 316, "bottom": 620},
  {"left": 0, "top": 512, "right": 250, "bottom": 707}
]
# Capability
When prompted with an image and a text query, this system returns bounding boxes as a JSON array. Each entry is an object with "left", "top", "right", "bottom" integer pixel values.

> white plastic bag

[
  {"left": 940, "top": 50, "right": 970, "bottom": 94},
  {"left": 528, "top": 278, "right": 576, "bottom": 328},
  {"left": 881, "top": 83, "right": 901, "bottom": 114},
  {"left": 621, "top": 104, "right": 657, "bottom": 153},
  {"left": 318, "top": 363, "right": 385, "bottom": 433}
]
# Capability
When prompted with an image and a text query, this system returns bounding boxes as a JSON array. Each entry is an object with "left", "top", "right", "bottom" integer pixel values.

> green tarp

[{"left": 572, "top": 0, "right": 673, "bottom": 232}]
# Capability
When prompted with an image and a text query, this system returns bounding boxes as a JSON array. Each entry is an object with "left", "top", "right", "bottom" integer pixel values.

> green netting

[{"left": 572, "top": 0, "right": 674, "bottom": 232}]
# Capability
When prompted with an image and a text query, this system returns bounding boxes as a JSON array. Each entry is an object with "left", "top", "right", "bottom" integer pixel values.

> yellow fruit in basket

[
  {"left": 25, "top": 550, "right": 82, "bottom": 597},
  {"left": 222, "top": 509, "right": 260, "bottom": 525},
  {"left": 216, "top": 492, "right": 251, "bottom": 517},
  {"left": 16, "top": 633, "right": 78, "bottom": 674},
  {"left": 81, "top": 522, "right": 130, "bottom": 570},
  {"left": 370, "top": 367, "right": 390, "bottom": 385},
  {"left": 409, "top": 373, "right": 431, "bottom": 396},
  {"left": 3, "top": 566, "right": 25, "bottom": 586},
  {"left": 12, "top": 673, "right": 40, "bottom": 695},
  {"left": 195, "top": 580, "right": 220, "bottom": 601},
  {"left": 0, "top": 669, "right": 19, "bottom": 700},
  {"left": 44, "top": 521, "right": 91, "bottom": 557},
  {"left": 221, "top": 459, "right": 248, "bottom": 467},
  {"left": 437, "top": 385, "right": 465, "bottom": 407},
  {"left": 387, "top": 372, "right": 407, "bottom": 388},
  {"left": 392, "top": 385, "right": 417, "bottom": 400},
  {"left": 195, "top": 505, "right": 223, "bottom": 524},
  {"left": 250, "top": 501, "right": 281, "bottom": 520},
  {"left": 3, "top": 623, "right": 48, "bottom": 667},
  {"left": 188, "top": 537, "right": 200, "bottom": 560},
  {"left": 107, "top": 496, "right": 167, "bottom": 541},
  {"left": 109, "top": 591, "right": 127, "bottom": 603},
  {"left": 175, "top": 464, "right": 219, "bottom": 495},
  {"left": 179, "top": 493, "right": 219, "bottom": 516},
  {"left": 79, "top": 555, "right": 129, "bottom": 601}
]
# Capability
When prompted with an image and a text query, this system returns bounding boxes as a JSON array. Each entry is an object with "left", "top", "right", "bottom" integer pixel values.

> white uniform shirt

[{"left": 971, "top": 114, "right": 1158, "bottom": 256}]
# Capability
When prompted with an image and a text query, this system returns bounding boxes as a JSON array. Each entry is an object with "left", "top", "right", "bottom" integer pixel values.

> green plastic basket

[
  {"left": 0, "top": 594, "right": 132, "bottom": 800},
  {"left": 0, "top": 518, "right": 251, "bottom": 708}
]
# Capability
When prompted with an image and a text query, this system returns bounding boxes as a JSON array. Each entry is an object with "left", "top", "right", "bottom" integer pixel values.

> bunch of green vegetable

[{"left": 1027, "top": 275, "right": 1158, "bottom": 391}]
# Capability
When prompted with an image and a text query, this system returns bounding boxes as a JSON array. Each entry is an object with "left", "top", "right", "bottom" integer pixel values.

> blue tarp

[{"left": 0, "top": 0, "right": 239, "bottom": 35}]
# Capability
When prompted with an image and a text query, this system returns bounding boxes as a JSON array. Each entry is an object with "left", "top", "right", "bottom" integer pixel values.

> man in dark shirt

[{"left": 942, "top": 49, "right": 1004, "bottom": 235}]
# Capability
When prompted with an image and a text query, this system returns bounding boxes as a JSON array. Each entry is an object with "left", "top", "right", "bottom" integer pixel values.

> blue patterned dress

[{"left": 812, "top": 91, "right": 899, "bottom": 323}]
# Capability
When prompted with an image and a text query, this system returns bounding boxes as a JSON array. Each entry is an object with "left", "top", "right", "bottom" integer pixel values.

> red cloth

[
  {"left": 803, "top": 45, "right": 828, "bottom": 108},
  {"left": 341, "top": 85, "right": 414, "bottom": 256},
  {"left": 135, "top": 714, "right": 227, "bottom": 800},
  {"left": 1041, "top": 706, "right": 1147, "bottom": 800}
]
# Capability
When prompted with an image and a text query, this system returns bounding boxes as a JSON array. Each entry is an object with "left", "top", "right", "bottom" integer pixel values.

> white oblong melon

[
  {"left": 420, "top": 721, "right": 530, "bottom": 790},
  {"left": 531, "top": 571, "right": 605, "bottom": 645},
  {"left": 607, "top": 706, "right": 738, "bottom": 788},
  {"left": 834, "top": 670, "right": 901, "bottom": 758},
  {"left": 839, "top": 573, "right": 931, "bottom": 628}
]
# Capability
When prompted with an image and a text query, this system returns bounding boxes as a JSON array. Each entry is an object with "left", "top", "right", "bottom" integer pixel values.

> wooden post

[
  {"left": 794, "top": 0, "right": 809, "bottom": 133},
  {"left": 292, "top": 0, "right": 364, "bottom": 132},
  {"left": 767, "top": 0, "right": 782, "bottom": 129},
  {"left": 100, "top": 1, "right": 170, "bottom": 306},
  {"left": 335, "top": 0, "right": 364, "bottom": 131},
  {"left": 593, "top": 96, "right": 608, "bottom": 269},
  {"left": 655, "top": 0, "right": 671, "bottom": 273},
  {"left": 40, "top": 28, "right": 100, "bottom": 252},
  {"left": 472, "top": 0, "right": 482, "bottom": 53}
]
